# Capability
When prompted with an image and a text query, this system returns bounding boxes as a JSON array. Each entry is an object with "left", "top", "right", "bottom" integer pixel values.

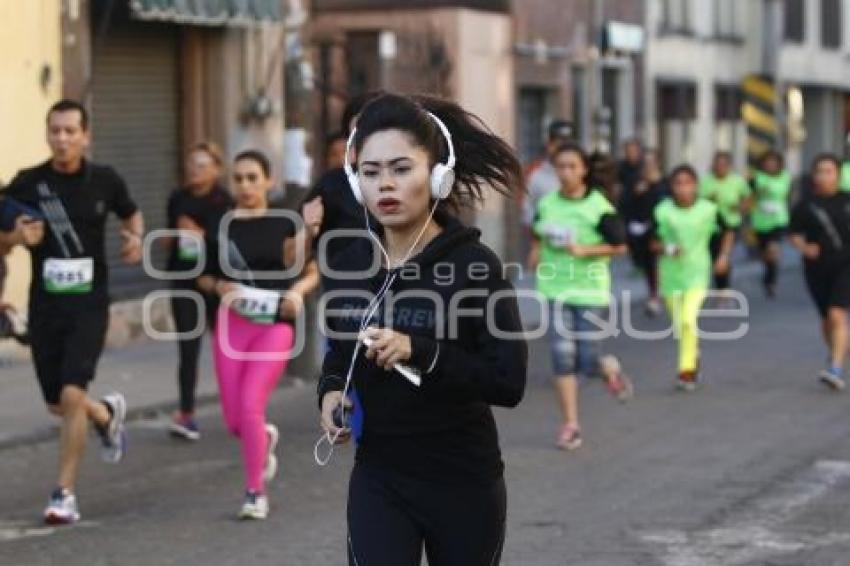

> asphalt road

[{"left": 2, "top": 270, "right": 850, "bottom": 566}]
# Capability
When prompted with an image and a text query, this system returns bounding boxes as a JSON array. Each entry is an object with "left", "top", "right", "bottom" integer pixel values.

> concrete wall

[
  {"left": 643, "top": 0, "right": 753, "bottom": 172},
  {"left": 780, "top": 0, "right": 850, "bottom": 88},
  {"left": 0, "top": 0, "right": 62, "bottom": 311}
]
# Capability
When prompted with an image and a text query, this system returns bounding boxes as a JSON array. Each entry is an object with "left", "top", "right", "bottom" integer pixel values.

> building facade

[
  {"left": 512, "top": 0, "right": 646, "bottom": 163},
  {"left": 309, "top": 0, "right": 515, "bottom": 257},
  {"left": 0, "top": 0, "right": 63, "bottom": 314},
  {"left": 643, "top": 0, "right": 850, "bottom": 174}
]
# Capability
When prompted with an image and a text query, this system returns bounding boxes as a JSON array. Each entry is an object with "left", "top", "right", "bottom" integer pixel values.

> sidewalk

[
  {"left": 0, "top": 338, "right": 221, "bottom": 449},
  {"left": 0, "top": 244, "right": 799, "bottom": 449}
]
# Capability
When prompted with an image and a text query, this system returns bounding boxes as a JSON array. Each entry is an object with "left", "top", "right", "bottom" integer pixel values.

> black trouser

[
  {"left": 627, "top": 235, "right": 658, "bottom": 298},
  {"left": 756, "top": 229, "right": 785, "bottom": 289},
  {"left": 709, "top": 233, "right": 732, "bottom": 290},
  {"left": 171, "top": 290, "right": 216, "bottom": 414},
  {"left": 347, "top": 463, "right": 507, "bottom": 566}
]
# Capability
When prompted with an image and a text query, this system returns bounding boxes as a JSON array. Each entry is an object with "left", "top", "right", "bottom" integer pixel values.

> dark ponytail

[{"left": 352, "top": 93, "right": 524, "bottom": 211}]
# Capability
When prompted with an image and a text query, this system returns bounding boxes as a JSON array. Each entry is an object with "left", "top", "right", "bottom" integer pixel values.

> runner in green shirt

[
  {"left": 699, "top": 151, "right": 749, "bottom": 297},
  {"left": 751, "top": 150, "right": 792, "bottom": 298},
  {"left": 840, "top": 160, "right": 850, "bottom": 193},
  {"left": 652, "top": 164, "right": 734, "bottom": 392},
  {"left": 841, "top": 134, "right": 850, "bottom": 193},
  {"left": 530, "top": 143, "right": 632, "bottom": 451}
]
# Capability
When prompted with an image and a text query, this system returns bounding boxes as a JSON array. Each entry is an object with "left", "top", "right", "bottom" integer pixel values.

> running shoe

[
  {"left": 556, "top": 424, "right": 582, "bottom": 451},
  {"left": 600, "top": 355, "right": 634, "bottom": 402},
  {"left": 263, "top": 424, "right": 279, "bottom": 483},
  {"left": 238, "top": 491, "right": 269, "bottom": 520},
  {"left": 97, "top": 392, "right": 127, "bottom": 463},
  {"left": 44, "top": 487, "right": 80, "bottom": 525},
  {"left": 169, "top": 413, "right": 201, "bottom": 441},
  {"left": 818, "top": 368, "right": 846, "bottom": 392},
  {"left": 764, "top": 283, "right": 777, "bottom": 300},
  {"left": 676, "top": 370, "right": 699, "bottom": 392}
]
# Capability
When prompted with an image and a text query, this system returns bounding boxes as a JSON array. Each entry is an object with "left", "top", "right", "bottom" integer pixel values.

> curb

[{"left": 0, "top": 380, "right": 311, "bottom": 452}]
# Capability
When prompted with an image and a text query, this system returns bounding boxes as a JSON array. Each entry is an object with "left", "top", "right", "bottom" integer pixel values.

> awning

[{"left": 130, "top": 0, "right": 283, "bottom": 27}]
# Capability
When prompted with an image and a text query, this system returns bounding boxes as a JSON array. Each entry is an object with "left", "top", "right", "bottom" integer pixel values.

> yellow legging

[{"left": 665, "top": 289, "right": 707, "bottom": 373}]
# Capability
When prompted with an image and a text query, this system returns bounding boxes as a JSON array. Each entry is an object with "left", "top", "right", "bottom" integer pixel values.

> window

[
  {"left": 715, "top": 85, "right": 742, "bottom": 122},
  {"left": 661, "top": 0, "right": 691, "bottom": 34},
  {"left": 658, "top": 81, "right": 697, "bottom": 121},
  {"left": 517, "top": 88, "right": 549, "bottom": 164},
  {"left": 346, "top": 32, "right": 380, "bottom": 95},
  {"left": 821, "top": 0, "right": 842, "bottom": 48},
  {"left": 715, "top": 0, "right": 741, "bottom": 39},
  {"left": 784, "top": 0, "right": 805, "bottom": 43}
]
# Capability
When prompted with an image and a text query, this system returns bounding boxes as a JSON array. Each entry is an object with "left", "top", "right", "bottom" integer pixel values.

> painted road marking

[
  {"left": 0, "top": 520, "right": 99, "bottom": 543},
  {"left": 640, "top": 460, "right": 850, "bottom": 566}
]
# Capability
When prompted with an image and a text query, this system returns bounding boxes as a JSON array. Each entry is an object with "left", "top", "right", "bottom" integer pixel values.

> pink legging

[{"left": 213, "top": 307, "right": 294, "bottom": 493}]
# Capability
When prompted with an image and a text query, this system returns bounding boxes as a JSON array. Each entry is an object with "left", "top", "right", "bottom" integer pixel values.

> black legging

[
  {"left": 347, "top": 463, "right": 506, "bottom": 566},
  {"left": 171, "top": 289, "right": 217, "bottom": 414},
  {"left": 627, "top": 235, "right": 658, "bottom": 298},
  {"left": 709, "top": 233, "right": 732, "bottom": 290}
]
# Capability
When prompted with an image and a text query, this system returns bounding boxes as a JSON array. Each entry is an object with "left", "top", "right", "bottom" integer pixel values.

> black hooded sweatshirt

[{"left": 318, "top": 212, "right": 528, "bottom": 485}]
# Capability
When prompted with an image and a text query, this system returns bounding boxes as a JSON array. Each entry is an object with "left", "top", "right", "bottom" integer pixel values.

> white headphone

[{"left": 344, "top": 111, "right": 457, "bottom": 205}]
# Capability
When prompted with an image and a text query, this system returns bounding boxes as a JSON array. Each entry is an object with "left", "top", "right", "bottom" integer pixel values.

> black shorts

[
  {"left": 756, "top": 228, "right": 786, "bottom": 252},
  {"left": 804, "top": 264, "right": 850, "bottom": 318},
  {"left": 29, "top": 304, "right": 109, "bottom": 405}
]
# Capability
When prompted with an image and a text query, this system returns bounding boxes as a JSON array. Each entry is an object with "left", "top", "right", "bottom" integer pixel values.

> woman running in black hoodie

[{"left": 316, "top": 93, "right": 528, "bottom": 566}]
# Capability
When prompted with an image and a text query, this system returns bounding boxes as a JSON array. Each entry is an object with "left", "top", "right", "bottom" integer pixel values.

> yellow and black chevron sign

[{"left": 742, "top": 75, "right": 779, "bottom": 168}]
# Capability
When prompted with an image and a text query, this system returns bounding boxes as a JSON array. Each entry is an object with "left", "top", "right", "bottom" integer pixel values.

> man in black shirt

[
  {"left": 0, "top": 100, "right": 144, "bottom": 524},
  {"left": 789, "top": 154, "right": 850, "bottom": 391}
]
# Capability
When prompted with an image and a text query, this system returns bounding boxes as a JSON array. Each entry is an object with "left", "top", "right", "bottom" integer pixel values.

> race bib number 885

[{"left": 43, "top": 258, "right": 94, "bottom": 294}]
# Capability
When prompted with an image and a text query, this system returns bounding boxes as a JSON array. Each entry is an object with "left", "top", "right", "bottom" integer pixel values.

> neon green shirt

[
  {"left": 840, "top": 161, "right": 850, "bottom": 193},
  {"left": 751, "top": 170, "right": 792, "bottom": 232},
  {"left": 653, "top": 198, "right": 720, "bottom": 295},
  {"left": 534, "top": 189, "right": 617, "bottom": 306},
  {"left": 699, "top": 172, "right": 749, "bottom": 228}
]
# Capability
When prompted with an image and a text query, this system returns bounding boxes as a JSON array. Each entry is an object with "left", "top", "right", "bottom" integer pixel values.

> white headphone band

[{"left": 343, "top": 109, "right": 456, "bottom": 184}]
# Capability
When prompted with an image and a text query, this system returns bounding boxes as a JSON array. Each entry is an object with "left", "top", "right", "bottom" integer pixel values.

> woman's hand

[
  {"left": 176, "top": 214, "right": 204, "bottom": 234},
  {"left": 527, "top": 242, "right": 541, "bottom": 270},
  {"left": 565, "top": 243, "right": 588, "bottom": 257},
  {"left": 279, "top": 291, "right": 304, "bottom": 319},
  {"left": 320, "top": 391, "right": 352, "bottom": 443},
  {"left": 802, "top": 242, "right": 821, "bottom": 261},
  {"left": 714, "top": 254, "right": 730, "bottom": 275},
  {"left": 361, "top": 326, "right": 412, "bottom": 371},
  {"left": 215, "top": 279, "right": 238, "bottom": 298},
  {"left": 303, "top": 197, "right": 324, "bottom": 237}
]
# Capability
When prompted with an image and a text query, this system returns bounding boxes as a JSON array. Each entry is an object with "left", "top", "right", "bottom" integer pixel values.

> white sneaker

[
  {"left": 44, "top": 488, "right": 80, "bottom": 525},
  {"left": 263, "top": 424, "right": 279, "bottom": 483},
  {"left": 238, "top": 491, "right": 269, "bottom": 520},
  {"left": 98, "top": 392, "right": 127, "bottom": 463}
]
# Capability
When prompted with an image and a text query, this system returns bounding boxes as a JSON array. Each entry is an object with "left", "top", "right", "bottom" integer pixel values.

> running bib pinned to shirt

[
  {"left": 544, "top": 224, "right": 577, "bottom": 247},
  {"left": 177, "top": 233, "right": 203, "bottom": 262},
  {"left": 43, "top": 257, "right": 94, "bottom": 294},
  {"left": 759, "top": 201, "right": 783, "bottom": 216},
  {"left": 231, "top": 285, "right": 280, "bottom": 325}
]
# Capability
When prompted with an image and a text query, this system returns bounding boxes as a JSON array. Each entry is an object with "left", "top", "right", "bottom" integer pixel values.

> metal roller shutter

[{"left": 91, "top": 22, "right": 180, "bottom": 300}]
